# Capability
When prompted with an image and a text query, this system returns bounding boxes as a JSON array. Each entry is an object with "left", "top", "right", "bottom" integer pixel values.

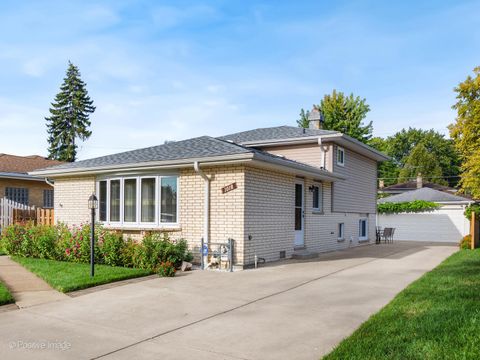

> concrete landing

[
  {"left": 0, "top": 256, "right": 68, "bottom": 308},
  {"left": 291, "top": 249, "right": 319, "bottom": 260}
]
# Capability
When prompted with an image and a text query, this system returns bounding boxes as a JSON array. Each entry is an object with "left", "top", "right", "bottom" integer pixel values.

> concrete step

[{"left": 291, "top": 249, "right": 319, "bottom": 260}]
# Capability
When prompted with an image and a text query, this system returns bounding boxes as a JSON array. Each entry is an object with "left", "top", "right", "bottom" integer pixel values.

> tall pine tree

[{"left": 46, "top": 61, "right": 95, "bottom": 162}]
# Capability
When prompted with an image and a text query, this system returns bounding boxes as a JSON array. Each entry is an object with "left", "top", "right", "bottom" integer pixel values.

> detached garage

[{"left": 377, "top": 187, "right": 473, "bottom": 243}]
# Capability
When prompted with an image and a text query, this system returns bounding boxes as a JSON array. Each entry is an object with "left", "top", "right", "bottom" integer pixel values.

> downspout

[
  {"left": 44, "top": 178, "right": 54, "bottom": 187},
  {"left": 194, "top": 161, "right": 210, "bottom": 266},
  {"left": 318, "top": 138, "right": 328, "bottom": 170}
]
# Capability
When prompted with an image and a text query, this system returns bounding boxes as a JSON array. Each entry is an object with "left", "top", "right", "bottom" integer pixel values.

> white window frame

[
  {"left": 96, "top": 174, "right": 179, "bottom": 229},
  {"left": 312, "top": 184, "right": 323, "bottom": 212},
  {"left": 338, "top": 223, "right": 345, "bottom": 240},
  {"left": 336, "top": 146, "right": 345, "bottom": 167},
  {"left": 123, "top": 177, "right": 138, "bottom": 224},
  {"left": 359, "top": 218, "right": 368, "bottom": 240},
  {"left": 140, "top": 177, "right": 158, "bottom": 225}
]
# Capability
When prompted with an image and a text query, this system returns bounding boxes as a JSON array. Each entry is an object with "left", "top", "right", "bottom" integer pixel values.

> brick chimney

[
  {"left": 416, "top": 173, "right": 423, "bottom": 189},
  {"left": 308, "top": 106, "right": 324, "bottom": 129}
]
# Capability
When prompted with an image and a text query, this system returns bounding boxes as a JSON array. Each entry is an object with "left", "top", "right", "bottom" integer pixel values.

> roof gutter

[
  {"left": 29, "top": 153, "right": 256, "bottom": 178},
  {"left": 240, "top": 133, "right": 389, "bottom": 162},
  {"left": 251, "top": 152, "right": 345, "bottom": 182},
  {"left": 240, "top": 136, "right": 323, "bottom": 147}
]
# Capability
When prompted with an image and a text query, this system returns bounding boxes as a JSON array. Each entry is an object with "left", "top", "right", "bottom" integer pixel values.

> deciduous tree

[
  {"left": 398, "top": 143, "right": 446, "bottom": 185},
  {"left": 449, "top": 67, "right": 480, "bottom": 197},
  {"left": 298, "top": 90, "right": 372, "bottom": 143}
]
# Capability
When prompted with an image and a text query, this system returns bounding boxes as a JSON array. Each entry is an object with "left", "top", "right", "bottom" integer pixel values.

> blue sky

[{"left": 1, "top": 0, "right": 479, "bottom": 159}]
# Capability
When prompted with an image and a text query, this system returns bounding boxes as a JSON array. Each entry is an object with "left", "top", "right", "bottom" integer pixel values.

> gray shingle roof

[
  {"left": 42, "top": 136, "right": 252, "bottom": 171},
  {"left": 378, "top": 187, "right": 472, "bottom": 204},
  {"left": 218, "top": 126, "right": 338, "bottom": 144},
  {"left": 31, "top": 134, "right": 345, "bottom": 182}
]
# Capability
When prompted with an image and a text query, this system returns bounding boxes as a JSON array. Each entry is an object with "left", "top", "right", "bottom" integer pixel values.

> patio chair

[
  {"left": 389, "top": 228, "right": 396, "bottom": 243},
  {"left": 382, "top": 228, "right": 392, "bottom": 243}
]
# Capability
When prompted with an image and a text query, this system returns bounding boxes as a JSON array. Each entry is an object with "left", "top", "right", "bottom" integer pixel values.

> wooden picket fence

[{"left": 0, "top": 197, "right": 54, "bottom": 230}]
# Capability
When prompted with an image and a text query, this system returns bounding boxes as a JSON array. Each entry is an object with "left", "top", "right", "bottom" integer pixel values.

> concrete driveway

[{"left": 0, "top": 241, "right": 456, "bottom": 360}]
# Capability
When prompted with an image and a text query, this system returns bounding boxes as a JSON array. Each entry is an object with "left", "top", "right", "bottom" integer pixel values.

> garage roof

[{"left": 378, "top": 187, "right": 473, "bottom": 204}]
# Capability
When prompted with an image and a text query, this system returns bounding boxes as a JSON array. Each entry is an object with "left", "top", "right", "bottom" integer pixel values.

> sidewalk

[{"left": 0, "top": 256, "right": 68, "bottom": 308}]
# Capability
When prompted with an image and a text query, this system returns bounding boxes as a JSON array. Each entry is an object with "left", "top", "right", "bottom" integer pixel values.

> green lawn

[
  {"left": 324, "top": 249, "right": 480, "bottom": 360},
  {"left": 13, "top": 257, "right": 153, "bottom": 293},
  {"left": 0, "top": 281, "right": 14, "bottom": 305}
]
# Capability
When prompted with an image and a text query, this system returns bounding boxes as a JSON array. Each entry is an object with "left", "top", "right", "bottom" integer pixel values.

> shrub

[
  {"left": 157, "top": 261, "right": 176, "bottom": 277},
  {"left": 464, "top": 203, "right": 480, "bottom": 220},
  {"left": 120, "top": 238, "right": 139, "bottom": 268},
  {"left": 378, "top": 200, "right": 440, "bottom": 214},
  {"left": 0, "top": 223, "right": 192, "bottom": 271},
  {"left": 1, "top": 224, "right": 26, "bottom": 255},
  {"left": 460, "top": 235, "right": 472, "bottom": 250},
  {"left": 99, "top": 230, "right": 125, "bottom": 266}
]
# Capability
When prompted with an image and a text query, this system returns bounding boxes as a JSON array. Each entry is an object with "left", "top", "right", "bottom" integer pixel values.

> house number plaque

[{"left": 221, "top": 182, "right": 237, "bottom": 194}]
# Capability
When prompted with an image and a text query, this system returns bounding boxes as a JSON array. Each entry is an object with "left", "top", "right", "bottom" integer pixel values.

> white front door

[{"left": 294, "top": 180, "right": 305, "bottom": 247}]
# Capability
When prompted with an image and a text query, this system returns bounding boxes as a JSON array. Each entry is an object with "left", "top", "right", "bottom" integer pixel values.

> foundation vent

[{"left": 279, "top": 251, "right": 286, "bottom": 259}]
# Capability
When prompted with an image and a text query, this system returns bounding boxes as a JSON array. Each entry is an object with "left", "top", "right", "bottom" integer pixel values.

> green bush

[
  {"left": 120, "top": 238, "right": 138, "bottom": 268},
  {"left": 460, "top": 235, "right": 472, "bottom": 250},
  {"left": 99, "top": 230, "right": 126, "bottom": 266},
  {"left": 1, "top": 224, "right": 26, "bottom": 256},
  {"left": 0, "top": 223, "right": 192, "bottom": 272},
  {"left": 378, "top": 200, "right": 440, "bottom": 214},
  {"left": 464, "top": 203, "right": 480, "bottom": 220},
  {"left": 157, "top": 261, "right": 176, "bottom": 277}
]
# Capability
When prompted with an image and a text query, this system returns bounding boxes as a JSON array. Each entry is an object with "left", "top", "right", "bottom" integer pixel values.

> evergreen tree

[{"left": 45, "top": 61, "right": 95, "bottom": 162}]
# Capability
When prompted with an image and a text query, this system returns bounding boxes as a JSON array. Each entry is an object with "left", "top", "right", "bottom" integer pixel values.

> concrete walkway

[
  {"left": 0, "top": 256, "right": 67, "bottom": 308},
  {"left": 0, "top": 242, "right": 457, "bottom": 360}
]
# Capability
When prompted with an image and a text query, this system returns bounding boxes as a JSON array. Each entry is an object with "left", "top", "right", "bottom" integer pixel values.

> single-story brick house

[
  {"left": 0, "top": 153, "right": 62, "bottom": 208},
  {"left": 31, "top": 118, "right": 388, "bottom": 267}
]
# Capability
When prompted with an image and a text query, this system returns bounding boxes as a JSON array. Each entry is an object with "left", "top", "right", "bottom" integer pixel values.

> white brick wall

[
  {"left": 53, "top": 164, "right": 376, "bottom": 267},
  {"left": 54, "top": 176, "right": 96, "bottom": 226}
]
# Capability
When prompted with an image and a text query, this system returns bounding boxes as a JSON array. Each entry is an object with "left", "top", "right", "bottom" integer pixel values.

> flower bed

[{"left": 0, "top": 223, "right": 192, "bottom": 276}]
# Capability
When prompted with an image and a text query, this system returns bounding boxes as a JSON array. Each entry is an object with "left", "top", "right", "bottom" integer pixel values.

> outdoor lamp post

[{"left": 88, "top": 194, "right": 98, "bottom": 277}]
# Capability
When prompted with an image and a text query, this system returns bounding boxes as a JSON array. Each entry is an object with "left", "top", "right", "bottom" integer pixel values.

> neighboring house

[
  {"left": 379, "top": 174, "right": 457, "bottom": 196},
  {"left": 30, "top": 117, "right": 388, "bottom": 267},
  {"left": 377, "top": 187, "right": 474, "bottom": 243},
  {"left": 0, "top": 154, "right": 62, "bottom": 208}
]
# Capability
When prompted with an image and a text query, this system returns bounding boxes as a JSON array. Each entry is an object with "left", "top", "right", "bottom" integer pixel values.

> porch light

[{"left": 88, "top": 194, "right": 98, "bottom": 209}]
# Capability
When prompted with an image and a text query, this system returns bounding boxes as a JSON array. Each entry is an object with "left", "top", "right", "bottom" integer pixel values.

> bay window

[{"left": 97, "top": 175, "right": 179, "bottom": 227}]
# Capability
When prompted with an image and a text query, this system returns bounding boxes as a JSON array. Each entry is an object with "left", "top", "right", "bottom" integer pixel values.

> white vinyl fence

[{"left": 0, "top": 197, "right": 35, "bottom": 230}]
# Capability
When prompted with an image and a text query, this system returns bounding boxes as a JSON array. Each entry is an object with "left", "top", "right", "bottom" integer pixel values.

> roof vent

[{"left": 308, "top": 106, "right": 324, "bottom": 130}]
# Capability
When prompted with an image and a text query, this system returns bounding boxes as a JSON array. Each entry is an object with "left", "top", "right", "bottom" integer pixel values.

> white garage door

[{"left": 377, "top": 205, "right": 470, "bottom": 243}]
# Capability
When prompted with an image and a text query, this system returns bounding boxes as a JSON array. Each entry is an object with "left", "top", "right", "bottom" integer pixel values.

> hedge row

[{"left": 0, "top": 223, "right": 192, "bottom": 276}]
